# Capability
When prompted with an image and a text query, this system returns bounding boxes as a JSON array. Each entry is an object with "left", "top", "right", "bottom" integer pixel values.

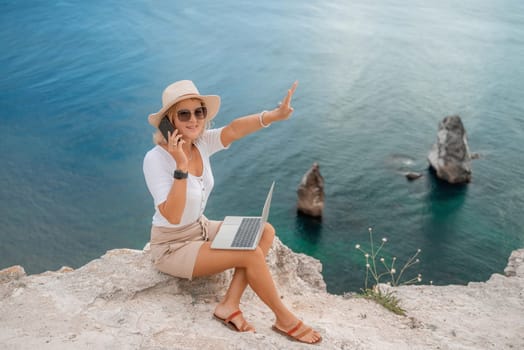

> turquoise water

[{"left": 1, "top": 0, "right": 523, "bottom": 294}]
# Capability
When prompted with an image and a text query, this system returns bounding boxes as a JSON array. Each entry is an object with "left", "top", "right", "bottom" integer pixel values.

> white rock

[{"left": 1, "top": 238, "right": 523, "bottom": 349}]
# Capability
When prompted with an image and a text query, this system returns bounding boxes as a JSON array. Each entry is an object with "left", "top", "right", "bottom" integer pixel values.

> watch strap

[{"left": 173, "top": 169, "right": 189, "bottom": 179}]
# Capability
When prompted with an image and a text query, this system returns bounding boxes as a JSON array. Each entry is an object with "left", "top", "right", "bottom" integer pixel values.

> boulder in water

[
  {"left": 405, "top": 172, "right": 423, "bottom": 180},
  {"left": 297, "top": 162, "right": 324, "bottom": 217},
  {"left": 427, "top": 115, "right": 472, "bottom": 184}
]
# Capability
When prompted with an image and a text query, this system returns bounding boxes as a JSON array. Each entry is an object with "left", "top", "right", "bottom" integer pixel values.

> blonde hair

[{"left": 152, "top": 98, "right": 213, "bottom": 145}]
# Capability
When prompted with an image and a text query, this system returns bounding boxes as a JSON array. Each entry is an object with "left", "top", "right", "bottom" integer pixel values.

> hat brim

[{"left": 148, "top": 94, "right": 220, "bottom": 127}]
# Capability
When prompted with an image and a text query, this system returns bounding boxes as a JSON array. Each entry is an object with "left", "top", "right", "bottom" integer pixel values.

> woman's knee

[
  {"left": 244, "top": 247, "right": 266, "bottom": 267},
  {"left": 260, "top": 222, "right": 275, "bottom": 247}
]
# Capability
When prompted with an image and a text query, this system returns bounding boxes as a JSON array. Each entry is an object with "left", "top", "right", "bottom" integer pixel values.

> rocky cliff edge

[{"left": 1, "top": 238, "right": 523, "bottom": 350}]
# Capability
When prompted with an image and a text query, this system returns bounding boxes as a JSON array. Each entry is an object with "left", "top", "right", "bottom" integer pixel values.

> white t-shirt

[{"left": 143, "top": 127, "right": 228, "bottom": 227}]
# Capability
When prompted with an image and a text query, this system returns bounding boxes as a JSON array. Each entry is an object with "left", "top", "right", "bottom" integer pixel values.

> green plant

[
  {"left": 359, "top": 285, "right": 406, "bottom": 315},
  {"left": 355, "top": 227, "right": 422, "bottom": 315}
]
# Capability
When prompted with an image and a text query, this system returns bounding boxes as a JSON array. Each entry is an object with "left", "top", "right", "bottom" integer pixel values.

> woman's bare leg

[
  {"left": 193, "top": 236, "right": 321, "bottom": 343},
  {"left": 222, "top": 225, "right": 275, "bottom": 301},
  {"left": 212, "top": 224, "right": 275, "bottom": 331}
]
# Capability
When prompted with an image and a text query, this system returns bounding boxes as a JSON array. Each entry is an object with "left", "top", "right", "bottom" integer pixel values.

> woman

[{"left": 143, "top": 80, "right": 321, "bottom": 344}]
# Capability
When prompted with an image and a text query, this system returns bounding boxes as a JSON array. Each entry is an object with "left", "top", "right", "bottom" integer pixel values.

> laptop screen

[{"left": 261, "top": 181, "right": 275, "bottom": 223}]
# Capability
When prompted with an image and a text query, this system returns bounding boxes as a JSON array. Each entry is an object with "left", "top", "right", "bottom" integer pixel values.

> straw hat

[{"left": 148, "top": 80, "right": 220, "bottom": 127}]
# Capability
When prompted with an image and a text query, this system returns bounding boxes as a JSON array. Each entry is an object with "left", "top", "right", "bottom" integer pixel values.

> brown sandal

[
  {"left": 272, "top": 320, "right": 322, "bottom": 344},
  {"left": 213, "top": 310, "right": 254, "bottom": 332}
]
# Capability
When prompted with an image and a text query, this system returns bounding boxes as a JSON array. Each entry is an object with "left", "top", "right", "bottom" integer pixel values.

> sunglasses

[{"left": 176, "top": 106, "right": 208, "bottom": 122}]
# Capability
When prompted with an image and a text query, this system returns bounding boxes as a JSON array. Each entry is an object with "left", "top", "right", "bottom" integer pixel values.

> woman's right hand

[{"left": 167, "top": 129, "right": 189, "bottom": 171}]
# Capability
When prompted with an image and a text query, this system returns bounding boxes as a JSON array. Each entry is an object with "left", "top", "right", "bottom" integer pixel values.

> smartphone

[{"left": 158, "top": 116, "right": 176, "bottom": 142}]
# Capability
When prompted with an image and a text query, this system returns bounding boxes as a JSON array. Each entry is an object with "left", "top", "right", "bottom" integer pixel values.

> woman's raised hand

[{"left": 271, "top": 81, "right": 298, "bottom": 122}]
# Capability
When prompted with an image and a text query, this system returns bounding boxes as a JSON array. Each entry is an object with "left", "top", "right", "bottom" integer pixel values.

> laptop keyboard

[{"left": 231, "top": 217, "right": 262, "bottom": 248}]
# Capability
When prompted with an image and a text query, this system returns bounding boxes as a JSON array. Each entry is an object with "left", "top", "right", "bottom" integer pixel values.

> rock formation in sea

[
  {"left": 297, "top": 162, "right": 325, "bottom": 217},
  {"left": 1, "top": 240, "right": 523, "bottom": 349},
  {"left": 405, "top": 172, "right": 423, "bottom": 181},
  {"left": 427, "top": 115, "right": 472, "bottom": 184}
]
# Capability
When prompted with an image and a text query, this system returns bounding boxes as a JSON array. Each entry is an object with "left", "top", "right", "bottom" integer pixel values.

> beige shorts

[{"left": 149, "top": 216, "right": 221, "bottom": 280}]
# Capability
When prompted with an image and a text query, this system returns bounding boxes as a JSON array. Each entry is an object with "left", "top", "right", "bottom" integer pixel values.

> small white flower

[
  {"left": 393, "top": 257, "right": 397, "bottom": 261},
  {"left": 416, "top": 259, "right": 420, "bottom": 263},
  {"left": 366, "top": 263, "right": 370, "bottom": 268},
  {"left": 365, "top": 253, "right": 369, "bottom": 258},
  {"left": 382, "top": 237, "right": 387, "bottom": 242},
  {"left": 355, "top": 244, "right": 360, "bottom": 249},
  {"left": 380, "top": 257, "right": 385, "bottom": 262},
  {"left": 391, "top": 268, "right": 396, "bottom": 274},
  {"left": 417, "top": 249, "right": 421, "bottom": 253},
  {"left": 417, "top": 277, "right": 422, "bottom": 282}
]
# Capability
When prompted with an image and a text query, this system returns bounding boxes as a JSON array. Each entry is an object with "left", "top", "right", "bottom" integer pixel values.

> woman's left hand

[{"left": 268, "top": 81, "right": 298, "bottom": 122}]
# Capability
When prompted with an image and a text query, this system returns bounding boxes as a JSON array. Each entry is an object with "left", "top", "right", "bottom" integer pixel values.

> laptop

[{"left": 211, "top": 182, "right": 275, "bottom": 250}]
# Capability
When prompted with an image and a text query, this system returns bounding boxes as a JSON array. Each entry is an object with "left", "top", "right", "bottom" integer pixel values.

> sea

[{"left": 1, "top": 0, "right": 523, "bottom": 295}]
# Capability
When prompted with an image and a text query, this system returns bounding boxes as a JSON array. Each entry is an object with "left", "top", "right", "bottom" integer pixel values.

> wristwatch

[{"left": 173, "top": 169, "right": 189, "bottom": 180}]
